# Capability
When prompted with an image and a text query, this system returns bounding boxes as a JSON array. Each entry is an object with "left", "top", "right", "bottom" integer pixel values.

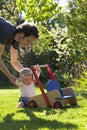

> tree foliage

[
  {"left": 0, "top": 0, "right": 87, "bottom": 86},
  {"left": 66, "top": 0, "right": 87, "bottom": 61}
]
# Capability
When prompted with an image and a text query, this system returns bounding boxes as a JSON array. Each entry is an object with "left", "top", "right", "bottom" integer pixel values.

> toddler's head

[{"left": 19, "top": 68, "right": 33, "bottom": 85}]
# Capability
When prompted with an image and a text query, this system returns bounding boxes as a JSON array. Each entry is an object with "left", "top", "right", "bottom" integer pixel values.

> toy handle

[{"left": 32, "top": 64, "right": 48, "bottom": 68}]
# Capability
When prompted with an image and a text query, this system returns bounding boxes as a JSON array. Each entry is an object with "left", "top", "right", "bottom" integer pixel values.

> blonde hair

[{"left": 19, "top": 68, "right": 32, "bottom": 75}]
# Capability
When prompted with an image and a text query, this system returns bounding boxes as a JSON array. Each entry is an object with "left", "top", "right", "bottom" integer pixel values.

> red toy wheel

[
  {"left": 28, "top": 100, "right": 37, "bottom": 108},
  {"left": 54, "top": 101, "right": 62, "bottom": 109}
]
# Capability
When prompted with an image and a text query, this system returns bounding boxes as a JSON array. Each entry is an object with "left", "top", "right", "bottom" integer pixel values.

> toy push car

[{"left": 28, "top": 64, "right": 77, "bottom": 109}]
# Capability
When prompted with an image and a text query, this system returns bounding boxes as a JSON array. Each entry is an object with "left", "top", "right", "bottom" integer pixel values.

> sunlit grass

[{"left": 0, "top": 86, "right": 87, "bottom": 130}]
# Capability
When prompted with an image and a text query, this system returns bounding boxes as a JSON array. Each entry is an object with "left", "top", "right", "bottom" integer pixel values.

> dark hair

[{"left": 16, "top": 23, "right": 39, "bottom": 39}]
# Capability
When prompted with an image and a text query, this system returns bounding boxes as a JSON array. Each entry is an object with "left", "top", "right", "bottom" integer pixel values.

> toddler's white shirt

[{"left": 16, "top": 79, "right": 35, "bottom": 97}]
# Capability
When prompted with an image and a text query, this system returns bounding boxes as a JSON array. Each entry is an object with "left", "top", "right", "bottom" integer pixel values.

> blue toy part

[
  {"left": 46, "top": 80, "right": 63, "bottom": 96},
  {"left": 55, "top": 94, "right": 78, "bottom": 100}
]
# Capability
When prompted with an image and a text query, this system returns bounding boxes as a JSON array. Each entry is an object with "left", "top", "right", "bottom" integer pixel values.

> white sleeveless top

[{"left": 16, "top": 79, "right": 35, "bottom": 97}]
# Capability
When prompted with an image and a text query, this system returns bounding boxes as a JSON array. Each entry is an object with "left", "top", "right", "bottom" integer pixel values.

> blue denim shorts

[{"left": 19, "top": 97, "right": 30, "bottom": 107}]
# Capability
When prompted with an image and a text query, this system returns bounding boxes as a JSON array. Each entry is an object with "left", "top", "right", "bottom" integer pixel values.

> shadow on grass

[{"left": 0, "top": 108, "right": 78, "bottom": 130}]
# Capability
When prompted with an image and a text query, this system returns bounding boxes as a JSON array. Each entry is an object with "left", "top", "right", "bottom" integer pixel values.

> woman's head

[
  {"left": 15, "top": 23, "right": 39, "bottom": 47},
  {"left": 16, "top": 23, "right": 39, "bottom": 38}
]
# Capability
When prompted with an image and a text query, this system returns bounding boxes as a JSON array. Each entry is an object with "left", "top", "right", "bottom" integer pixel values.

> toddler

[{"left": 16, "top": 67, "right": 41, "bottom": 108}]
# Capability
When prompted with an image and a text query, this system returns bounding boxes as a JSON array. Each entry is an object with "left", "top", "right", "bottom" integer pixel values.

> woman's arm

[
  {"left": 10, "top": 46, "right": 24, "bottom": 72},
  {"left": 0, "top": 44, "right": 17, "bottom": 86}
]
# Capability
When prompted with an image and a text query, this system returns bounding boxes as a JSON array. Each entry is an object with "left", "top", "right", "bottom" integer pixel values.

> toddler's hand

[{"left": 34, "top": 64, "right": 41, "bottom": 73}]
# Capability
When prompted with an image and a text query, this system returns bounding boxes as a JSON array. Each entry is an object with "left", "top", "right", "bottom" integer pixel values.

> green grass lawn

[{"left": 0, "top": 86, "right": 87, "bottom": 130}]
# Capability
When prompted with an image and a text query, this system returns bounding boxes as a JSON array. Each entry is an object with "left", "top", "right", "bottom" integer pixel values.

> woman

[{"left": 0, "top": 17, "right": 39, "bottom": 86}]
